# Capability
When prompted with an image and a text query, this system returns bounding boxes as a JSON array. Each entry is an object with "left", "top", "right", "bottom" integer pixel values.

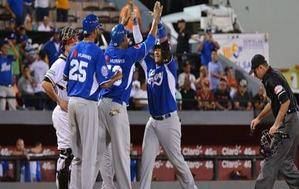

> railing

[{"left": 0, "top": 154, "right": 264, "bottom": 181}]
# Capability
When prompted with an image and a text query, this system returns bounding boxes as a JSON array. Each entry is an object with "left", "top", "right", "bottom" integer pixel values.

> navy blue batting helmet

[
  {"left": 82, "top": 14, "right": 103, "bottom": 34},
  {"left": 110, "top": 24, "right": 129, "bottom": 47}
]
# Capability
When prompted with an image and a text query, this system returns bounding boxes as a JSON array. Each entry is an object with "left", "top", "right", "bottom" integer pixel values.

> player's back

[
  {"left": 100, "top": 43, "right": 147, "bottom": 104},
  {"left": 141, "top": 56, "right": 178, "bottom": 116},
  {"left": 64, "top": 41, "right": 107, "bottom": 101}
]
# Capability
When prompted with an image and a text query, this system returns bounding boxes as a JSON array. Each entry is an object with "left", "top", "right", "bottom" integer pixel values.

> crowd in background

[{"left": 0, "top": 0, "right": 267, "bottom": 111}]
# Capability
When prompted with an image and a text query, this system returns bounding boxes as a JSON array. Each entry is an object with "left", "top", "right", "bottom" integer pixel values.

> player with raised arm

[
  {"left": 97, "top": 2, "right": 163, "bottom": 189},
  {"left": 132, "top": 11, "right": 198, "bottom": 189}
]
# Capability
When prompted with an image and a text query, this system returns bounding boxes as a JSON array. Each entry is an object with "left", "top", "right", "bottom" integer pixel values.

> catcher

[{"left": 250, "top": 54, "right": 299, "bottom": 189}]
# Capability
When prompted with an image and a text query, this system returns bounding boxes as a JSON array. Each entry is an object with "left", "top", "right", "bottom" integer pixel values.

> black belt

[
  {"left": 152, "top": 113, "right": 171, "bottom": 120},
  {"left": 287, "top": 107, "right": 298, "bottom": 114}
]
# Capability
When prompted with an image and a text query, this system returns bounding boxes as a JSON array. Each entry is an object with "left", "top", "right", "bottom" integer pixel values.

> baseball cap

[
  {"left": 110, "top": 24, "right": 129, "bottom": 47},
  {"left": 8, "top": 33, "right": 16, "bottom": 40},
  {"left": 82, "top": 14, "right": 103, "bottom": 34},
  {"left": 9, "top": 18, "right": 16, "bottom": 24},
  {"left": 19, "top": 34, "right": 29, "bottom": 43},
  {"left": 52, "top": 28, "right": 61, "bottom": 34},
  {"left": 0, "top": 38, "right": 8, "bottom": 48},
  {"left": 249, "top": 54, "right": 268, "bottom": 74},
  {"left": 239, "top": 79, "right": 247, "bottom": 87}
]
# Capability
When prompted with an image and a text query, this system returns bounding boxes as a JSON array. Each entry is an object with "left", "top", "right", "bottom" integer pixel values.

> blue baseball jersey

[
  {"left": 140, "top": 56, "right": 177, "bottom": 116},
  {"left": 64, "top": 41, "right": 109, "bottom": 101},
  {"left": 99, "top": 34, "right": 155, "bottom": 104},
  {"left": 0, "top": 55, "right": 14, "bottom": 86}
]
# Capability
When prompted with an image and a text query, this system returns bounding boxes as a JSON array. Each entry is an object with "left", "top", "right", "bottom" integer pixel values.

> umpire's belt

[
  {"left": 152, "top": 111, "right": 176, "bottom": 121},
  {"left": 287, "top": 107, "right": 299, "bottom": 115}
]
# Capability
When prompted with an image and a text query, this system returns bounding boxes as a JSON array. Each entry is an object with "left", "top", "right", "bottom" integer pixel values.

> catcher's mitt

[{"left": 260, "top": 130, "right": 289, "bottom": 159}]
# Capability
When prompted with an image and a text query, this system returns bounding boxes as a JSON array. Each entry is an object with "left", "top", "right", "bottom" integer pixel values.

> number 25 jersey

[{"left": 63, "top": 41, "right": 109, "bottom": 101}]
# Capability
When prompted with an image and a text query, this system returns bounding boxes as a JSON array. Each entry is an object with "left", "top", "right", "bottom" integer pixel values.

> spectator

[
  {"left": 178, "top": 61, "right": 196, "bottom": 91},
  {"left": 42, "top": 29, "right": 60, "bottom": 66},
  {"left": 11, "top": 138, "right": 30, "bottom": 182},
  {"left": 4, "top": 0, "right": 24, "bottom": 26},
  {"left": 18, "top": 31, "right": 29, "bottom": 58},
  {"left": 214, "top": 79, "right": 232, "bottom": 110},
  {"left": 253, "top": 85, "right": 268, "bottom": 110},
  {"left": 225, "top": 66, "right": 238, "bottom": 98},
  {"left": 56, "top": 0, "right": 69, "bottom": 22},
  {"left": 34, "top": 0, "right": 49, "bottom": 22},
  {"left": 7, "top": 33, "right": 21, "bottom": 78},
  {"left": 23, "top": 0, "right": 34, "bottom": 18},
  {"left": 180, "top": 79, "right": 197, "bottom": 110},
  {"left": 29, "top": 50, "right": 49, "bottom": 110},
  {"left": 208, "top": 50, "right": 224, "bottom": 91},
  {"left": 176, "top": 85, "right": 182, "bottom": 110},
  {"left": 196, "top": 29, "right": 220, "bottom": 67},
  {"left": 176, "top": 19, "right": 191, "bottom": 55},
  {"left": 12, "top": 138, "right": 28, "bottom": 156},
  {"left": 17, "top": 66, "right": 35, "bottom": 109},
  {"left": 119, "top": 0, "right": 142, "bottom": 31},
  {"left": 5, "top": 18, "right": 16, "bottom": 33},
  {"left": 195, "top": 65, "right": 208, "bottom": 90},
  {"left": 233, "top": 79, "right": 253, "bottom": 110},
  {"left": 0, "top": 39, "right": 16, "bottom": 111},
  {"left": 24, "top": 15, "right": 33, "bottom": 31},
  {"left": 37, "top": 16, "right": 52, "bottom": 32},
  {"left": 23, "top": 43, "right": 37, "bottom": 66},
  {"left": 197, "top": 78, "right": 215, "bottom": 110},
  {"left": 133, "top": 82, "right": 148, "bottom": 110}
]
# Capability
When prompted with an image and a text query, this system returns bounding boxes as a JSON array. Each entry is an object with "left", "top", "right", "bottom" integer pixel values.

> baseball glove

[{"left": 260, "top": 130, "right": 289, "bottom": 159}]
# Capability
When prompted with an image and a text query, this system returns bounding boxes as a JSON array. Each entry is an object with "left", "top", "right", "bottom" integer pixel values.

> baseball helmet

[
  {"left": 153, "top": 41, "right": 162, "bottom": 50},
  {"left": 82, "top": 14, "right": 103, "bottom": 34},
  {"left": 110, "top": 24, "right": 129, "bottom": 47}
]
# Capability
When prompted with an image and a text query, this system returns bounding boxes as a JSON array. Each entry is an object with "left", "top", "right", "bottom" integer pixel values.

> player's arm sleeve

[
  {"left": 44, "top": 61, "right": 63, "bottom": 85},
  {"left": 127, "top": 34, "right": 156, "bottom": 63},
  {"left": 132, "top": 19, "right": 143, "bottom": 44},
  {"left": 268, "top": 78, "right": 289, "bottom": 104},
  {"left": 96, "top": 51, "right": 110, "bottom": 85}
]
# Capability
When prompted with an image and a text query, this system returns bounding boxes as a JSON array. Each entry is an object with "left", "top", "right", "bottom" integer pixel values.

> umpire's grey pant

[
  {"left": 98, "top": 98, "right": 131, "bottom": 189},
  {"left": 68, "top": 97, "right": 106, "bottom": 189},
  {"left": 255, "top": 112, "right": 299, "bottom": 189}
]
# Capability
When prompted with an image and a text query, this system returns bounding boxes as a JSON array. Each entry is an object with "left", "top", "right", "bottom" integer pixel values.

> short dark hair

[{"left": 39, "top": 50, "right": 47, "bottom": 60}]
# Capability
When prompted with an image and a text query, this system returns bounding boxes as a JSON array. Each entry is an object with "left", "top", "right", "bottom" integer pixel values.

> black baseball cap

[{"left": 249, "top": 54, "right": 267, "bottom": 74}]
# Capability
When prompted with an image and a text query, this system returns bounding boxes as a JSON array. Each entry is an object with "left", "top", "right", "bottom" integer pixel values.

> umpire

[{"left": 250, "top": 54, "right": 299, "bottom": 189}]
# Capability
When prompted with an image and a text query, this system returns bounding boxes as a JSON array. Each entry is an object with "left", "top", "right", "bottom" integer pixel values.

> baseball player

[
  {"left": 250, "top": 54, "right": 299, "bottom": 189},
  {"left": 63, "top": 14, "right": 122, "bottom": 189},
  {"left": 42, "top": 26, "right": 78, "bottom": 189},
  {"left": 132, "top": 15, "right": 198, "bottom": 189},
  {"left": 97, "top": 2, "right": 163, "bottom": 189}
]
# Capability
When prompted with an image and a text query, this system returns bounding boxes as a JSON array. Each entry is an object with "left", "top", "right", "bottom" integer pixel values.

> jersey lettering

[{"left": 147, "top": 69, "right": 163, "bottom": 86}]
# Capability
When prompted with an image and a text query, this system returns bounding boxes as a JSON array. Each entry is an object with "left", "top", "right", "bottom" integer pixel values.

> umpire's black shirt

[{"left": 262, "top": 66, "right": 298, "bottom": 117}]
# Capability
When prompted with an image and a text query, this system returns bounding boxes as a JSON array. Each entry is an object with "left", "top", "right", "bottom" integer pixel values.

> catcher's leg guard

[{"left": 56, "top": 148, "right": 73, "bottom": 189}]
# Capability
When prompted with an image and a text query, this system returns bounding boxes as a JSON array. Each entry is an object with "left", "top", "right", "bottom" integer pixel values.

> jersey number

[
  {"left": 107, "top": 65, "right": 122, "bottom": 86},
  {"left": 69, "top": 59, "right": 88, "bottom": 82}
]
